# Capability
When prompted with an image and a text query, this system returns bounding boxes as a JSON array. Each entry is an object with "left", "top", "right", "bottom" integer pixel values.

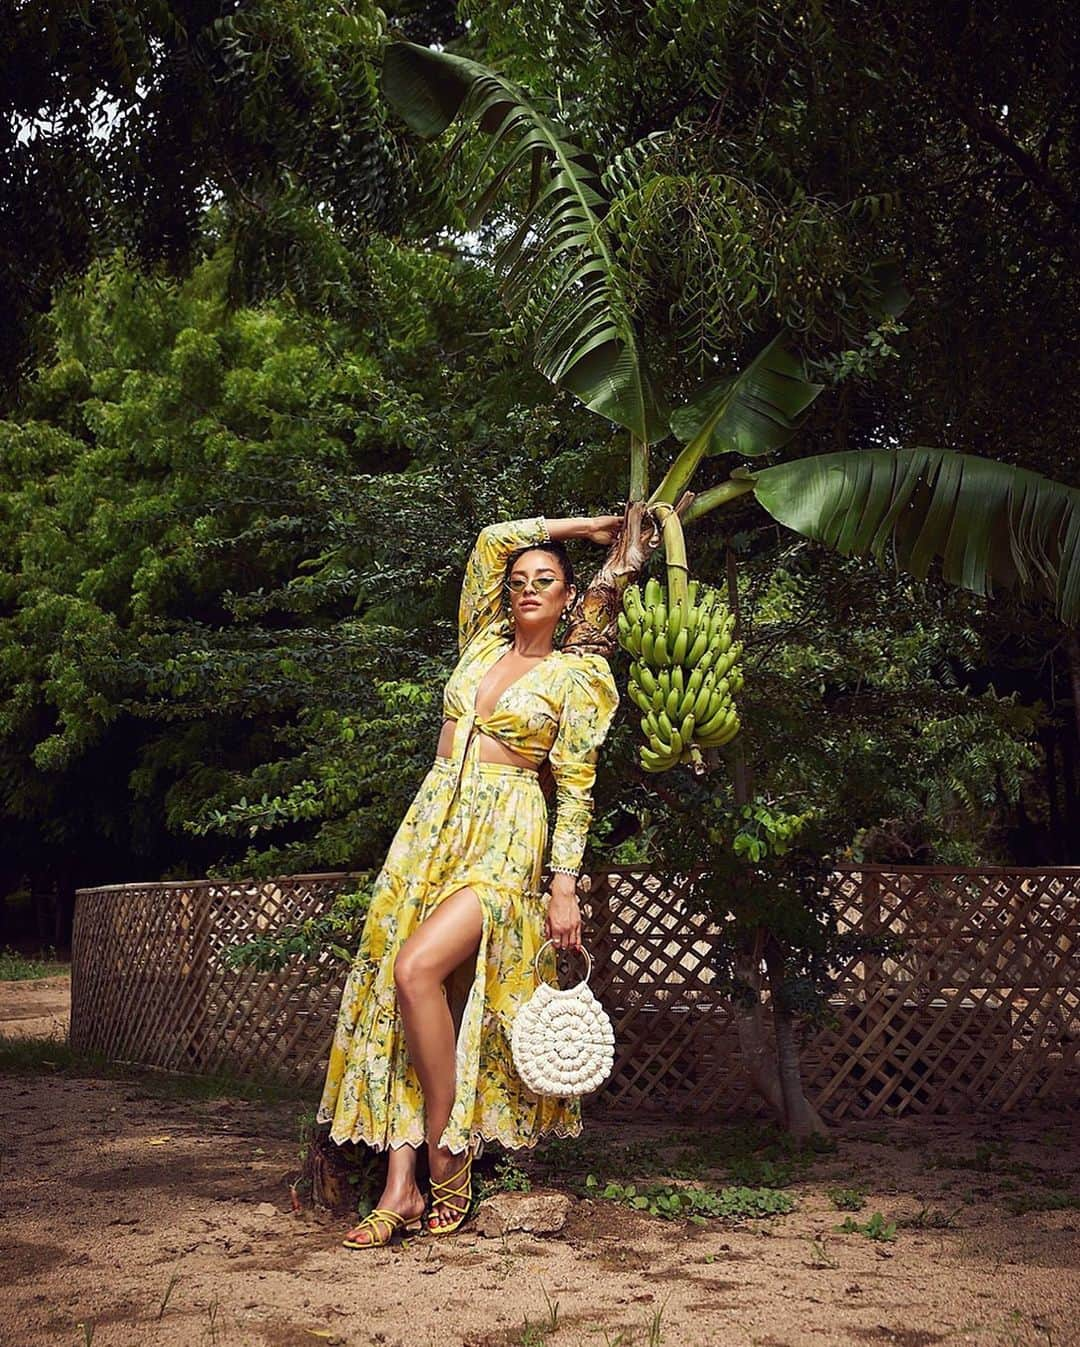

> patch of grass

[
  {"left": 804, "top": 1236, "right": 840, "bottom": 1269},
  {"left": 828, "top": 1186, "right": 867, "bottom": 1211},
  {"left": 836, "top": 1210, "right": 897, "bottom": 1242},
  {"left": 533, "top": 1133, "right": 610, "bottom": 1173},
  {"left": 545, "top": 1121, "right": 832, "bottom": 1195},
  {"left": 727, "top": 1155, "right": 795, "bottom": 1188},
  {"left": 0, "top": 945, "right": 68, "bottom": 979},
  {"left": 897, "top": 1205, "right": 961, "bottom": 1229},
  {"left": 157, "top": 1270, "right": 182, "bottom": 1320},
  {"left": 519, "top": 1318, "right": 546, "bottom": 1347},
  {"left": 588, "top": 1175, "right": 795, "bottom": 1222},
  {"left": 0, "top": 1033, "right": 303, "bottom": 1105},
  {"left": 539, "top": 1284, "right": 559, "bottom": 1333},
  {"left": 926, "top": 1141, "right": 1013, "bottom": 1173},
  {"left": 925, "top": 1145, "right": 1061, "bottom": 1188},
  {"left": 645, "top": 1293, "right": 671, "bottom": 1347},
  {"left": 1004, "top": 1190, "right": 1080, "bottom": 1216},
  {"left": 680, "top": 1121, "right": 833, "bottom": 1178}
]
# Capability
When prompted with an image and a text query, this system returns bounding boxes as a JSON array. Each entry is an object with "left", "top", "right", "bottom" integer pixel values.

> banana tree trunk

[
  {"left": 562, "top": 493, "right": 693, "bottom": 657},
  {"left": 732, "top": 928, "right": 787, "bottom": 1120},
  {"left": 764, "top": 938, "right": 826, "bottom": 1138}
]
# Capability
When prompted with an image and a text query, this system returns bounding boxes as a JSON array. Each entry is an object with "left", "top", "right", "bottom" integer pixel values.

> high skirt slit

[{"left": 316, "top": 744, "right": 582, "bottom": 1154}]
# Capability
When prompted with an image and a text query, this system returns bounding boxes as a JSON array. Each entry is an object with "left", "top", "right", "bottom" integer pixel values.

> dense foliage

[
  {"left": 0, "top": 0, "right": 461, "bottom": 403},
  {"left": 1, "top": 0, "right": 1077, "bottom": 960},
  {"left": 0, "top": 237, "right": 620, "bottom": 932}
]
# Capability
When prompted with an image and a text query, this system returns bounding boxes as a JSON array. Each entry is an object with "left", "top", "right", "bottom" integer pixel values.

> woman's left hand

[
  {"left": 584, "top": 514, "right": 623, "bottom": 547},
  {"left": 546, "top": 874, "right": 582, "bottom": 950}
]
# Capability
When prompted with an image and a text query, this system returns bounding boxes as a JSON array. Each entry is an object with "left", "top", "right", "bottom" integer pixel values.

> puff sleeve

[
  {"left": 458, "top": 516, "right": 551, "bottom": 654},
  {"left": 547, "top": 653, "right": 620, "bottom": 874}
]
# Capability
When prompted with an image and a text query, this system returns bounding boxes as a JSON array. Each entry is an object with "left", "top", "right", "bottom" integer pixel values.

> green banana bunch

[{"left": 618, "top": 575, "right": 745, "bottom": 771}]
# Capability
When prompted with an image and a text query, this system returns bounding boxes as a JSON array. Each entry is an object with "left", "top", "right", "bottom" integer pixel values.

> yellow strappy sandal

[
  {"left": 426, "top": 1153, "right": 476, "bottom": 1236},
  {"left": 341, "top": 1207, "right": 424, "bottom": 1250}
]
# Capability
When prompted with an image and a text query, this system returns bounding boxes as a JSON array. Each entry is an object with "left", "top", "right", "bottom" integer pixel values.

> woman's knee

[
  {"left": 394, "top": 886, "right": 484, "bottom": 997},
  {"left": 393, "top": 946, "right": 434, "bottom": 998}
]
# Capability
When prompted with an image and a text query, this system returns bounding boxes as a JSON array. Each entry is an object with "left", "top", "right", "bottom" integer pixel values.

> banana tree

[
  {"left": 380, "top": 39, "right": 1080, "bottom": 1133},
  {"left": 382, "top": 38, "right": 1080, "bottom": 721}
]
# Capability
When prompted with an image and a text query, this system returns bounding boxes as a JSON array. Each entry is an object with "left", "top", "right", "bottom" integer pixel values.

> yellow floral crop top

[{"left": 442, "top": 516, "right": 620, "bottom": 874}]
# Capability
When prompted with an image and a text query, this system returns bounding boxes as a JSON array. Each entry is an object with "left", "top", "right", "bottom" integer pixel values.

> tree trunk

[
  {"left": 299, "top": 1127, "right": 384, "bottom": 1215},
  {"left": 725, "top": 547, "right": 824, "bottom": 1137},
  {"left": 563, "top": 493, "right": 693, "bottom": 657},
  {"left": 731, "top": 928, "right": 787, "bottom": 1120},
  {"left": 764, "top": 939, "right": 826, "bottom": 1139},
  {"left": 1044, "top": 726, "right": 1062, "bottom": 855}
]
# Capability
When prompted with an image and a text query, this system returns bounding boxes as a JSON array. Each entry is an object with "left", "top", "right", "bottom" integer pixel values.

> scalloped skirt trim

[{"left": 314, "top": 1116, "right": 584, "bottom": 1156}]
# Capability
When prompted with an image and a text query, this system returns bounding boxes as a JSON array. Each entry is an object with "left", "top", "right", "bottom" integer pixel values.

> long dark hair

[{"left": 500, "top": 541, "right": 576, "bottom": 616}]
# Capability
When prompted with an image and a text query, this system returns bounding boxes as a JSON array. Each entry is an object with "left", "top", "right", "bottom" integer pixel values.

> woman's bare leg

[
  {"left": 343, "top": 1142, "right": 425, "bottom": 1246},
  {"left": 393, "top": 886, "right": 485, "bottom": 1229}
]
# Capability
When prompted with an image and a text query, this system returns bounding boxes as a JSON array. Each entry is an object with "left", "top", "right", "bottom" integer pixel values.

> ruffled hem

[{"left": 317, "top": 1116, "right": 584, "bottom": 1155}]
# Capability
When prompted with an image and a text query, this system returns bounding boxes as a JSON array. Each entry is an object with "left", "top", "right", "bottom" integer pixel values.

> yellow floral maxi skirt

[{"left": 316, "top": 744, "right": 581, "bottom": 1155}]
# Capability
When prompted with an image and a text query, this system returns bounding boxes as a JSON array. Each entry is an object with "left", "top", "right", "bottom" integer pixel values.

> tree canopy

[{"left": 1, "top": 0, "right": 1077, "bottom": 951}]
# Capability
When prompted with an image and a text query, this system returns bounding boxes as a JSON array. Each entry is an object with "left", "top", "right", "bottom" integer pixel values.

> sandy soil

[
  {"left": 0, "top": 974, "right": 70, "bottom": 1040},
  {"left": 1, "top": 981, "right": 1077, "bottom": 1347}
]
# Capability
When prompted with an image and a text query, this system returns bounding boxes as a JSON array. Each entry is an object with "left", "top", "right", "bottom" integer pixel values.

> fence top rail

[
  {"left": 75, "top": 871, "right": 366, "bottom": 895},
  {"left": 75, "top": 862, "right": 1080, "bottom": 897}
]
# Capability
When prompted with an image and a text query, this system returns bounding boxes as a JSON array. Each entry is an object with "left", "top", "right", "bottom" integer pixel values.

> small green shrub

[
  {"left": 828, "top": 1186, "right": 867, "bottom": 1211},
  {"left": 836, "top": 1211, "right": 897, "bottom": 1241},
  {"left": 479, "top": 1155, "right": 533, "bottom": 1197}
]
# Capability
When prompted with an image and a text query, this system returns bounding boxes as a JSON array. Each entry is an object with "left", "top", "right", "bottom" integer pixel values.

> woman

[{"left": 316, "top": 512, "right": 623, "bottom": 1248}]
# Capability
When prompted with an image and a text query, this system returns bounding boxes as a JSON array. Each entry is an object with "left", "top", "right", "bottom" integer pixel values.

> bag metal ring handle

[{"left": 533, "top": 938, "right": 593, "bottom": 987}]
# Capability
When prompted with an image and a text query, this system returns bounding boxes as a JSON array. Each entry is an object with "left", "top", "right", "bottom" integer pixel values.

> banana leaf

[
  {"left": 858, "top": 258, "right": 912, "bottom": 322},
  {"left": 668, "top": 331, "right": 824, "bottom": 457},
  {"left": 380, "top": 41, "right": 667, "bottom": 442},
  {"left": 735, "top": 448, "right": 1080, "bottom": 624}
]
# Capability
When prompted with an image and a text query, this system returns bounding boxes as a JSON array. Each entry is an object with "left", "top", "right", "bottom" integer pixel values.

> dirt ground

[
  {"left": 1, "top": 978, "right": 1077, "bottom": 1347},
  {"left": 0, "top": 974, "right": 71, "bottom": 1039}
]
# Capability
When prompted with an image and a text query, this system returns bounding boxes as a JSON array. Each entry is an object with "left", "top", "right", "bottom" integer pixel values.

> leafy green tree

[
  {"left": 0, "top": 236, "right": 609, "bottom": 928},
  {"left": 0, "top": 0, "right": 463, "bottom": 403}
]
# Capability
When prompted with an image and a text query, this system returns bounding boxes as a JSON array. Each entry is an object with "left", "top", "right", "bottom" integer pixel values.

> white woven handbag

[{"left": 511, "top": 939, "right": 615, "bottom": 1098}]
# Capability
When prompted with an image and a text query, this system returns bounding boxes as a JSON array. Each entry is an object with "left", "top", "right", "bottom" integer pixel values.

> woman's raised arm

[{"left": 457, "top": 517, "right": 551, "bottom": 653}]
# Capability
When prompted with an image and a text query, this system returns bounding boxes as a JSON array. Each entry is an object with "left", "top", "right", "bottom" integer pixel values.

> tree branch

[{"left": 954, "top": 100, "right": 1079, "bottom": 225}]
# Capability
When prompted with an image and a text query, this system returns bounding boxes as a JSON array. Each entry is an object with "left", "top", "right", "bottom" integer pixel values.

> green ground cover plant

[
  {"left": 588, "top": 1175, "right": 795, "bottom": 1222},
  {"left": 836, "top": 1211, "right": 898, "bottom": 1242},
  {"left": 828, "top": 1186, "right": 867, "bottom": 1211},
  {"left": 0, "top": 946, "right": 69, "bottom": 980}
]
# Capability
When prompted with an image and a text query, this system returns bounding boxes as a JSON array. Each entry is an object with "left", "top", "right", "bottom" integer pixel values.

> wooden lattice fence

[{"left": 71, "top": 865, "right": 1080, "bottom": 1120}]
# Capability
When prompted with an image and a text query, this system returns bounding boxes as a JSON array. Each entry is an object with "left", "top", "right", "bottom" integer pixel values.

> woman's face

[{"left": 507, "top": 549, "right": 574, "bottom": 631}]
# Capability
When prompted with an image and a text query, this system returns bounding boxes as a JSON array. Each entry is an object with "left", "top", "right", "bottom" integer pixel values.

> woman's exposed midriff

[{"left": 436, "top": 716, "right": 538, "bottom": 771}]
